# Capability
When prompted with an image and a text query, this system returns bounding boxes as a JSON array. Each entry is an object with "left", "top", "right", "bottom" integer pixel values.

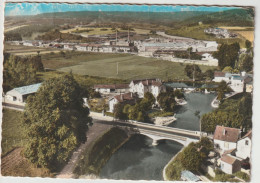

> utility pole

[
  {"left": 116, "top": 28, "right": 118, "bottom": 44},
  {"left": 128, "top": 28, "right": 130, "bottom": 43},
  {"left": 117, "top": 62, "right": 119, "bottom": 75}
]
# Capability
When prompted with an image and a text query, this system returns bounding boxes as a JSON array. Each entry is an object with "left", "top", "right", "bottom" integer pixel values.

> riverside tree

[
  {"left": 157, "top": 91, "right": 176, "bottom": 112},
  {"left": 23, "top": 74, "right": 92, "bottom": 171}
]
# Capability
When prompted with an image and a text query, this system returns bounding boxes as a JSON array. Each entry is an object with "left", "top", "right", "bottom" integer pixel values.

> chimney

[
  {"left": 120, "top": 94, "right": 123, "bottom": 101},
  {"left": 147, "top": 79, "right": 149, "bottom": 85},
  {"left": 223, "top": 129, "right": 226, "bottom": 135}
]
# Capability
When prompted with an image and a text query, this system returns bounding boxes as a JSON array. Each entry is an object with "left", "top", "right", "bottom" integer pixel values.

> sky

[{"left": 4, "top": 3, "right": 239, "bottom": 16}]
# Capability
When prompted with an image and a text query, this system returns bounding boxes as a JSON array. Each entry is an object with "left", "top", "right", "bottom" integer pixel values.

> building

[
  {"left": 213, "top": 125, "right": 241, "bottom": 154},
  {"left": 236, "top": 130, "right": 252, "bottom": 160},
  {"left": 108, "top": 92, "right": 138, "bottom": 112},
  {"left": 129, "top": 79, "right": 166, "bottom": 98},
  {"left": 4, "top": 83, "right": 42, "bottom": 104},
  {"left": 220, "top": 154, "right": 241, "bottom": 174},
  {"left": 181, "top": 170, "right": 200, "bottom": 182},
  {"left": 94, "top": 84, "right": 129, "bottom": 94},
  {"left": 213, "top": 71, "right": 253, "bottom": 93}
]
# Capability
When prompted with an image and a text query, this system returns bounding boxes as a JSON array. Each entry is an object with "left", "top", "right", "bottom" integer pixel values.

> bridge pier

[{"left": 152, "top": 139, "right": 158, "bottom": 146}]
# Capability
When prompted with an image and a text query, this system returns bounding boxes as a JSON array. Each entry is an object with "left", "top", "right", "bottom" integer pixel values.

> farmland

[
  {"left": 60, "top": 27, "right": 151, "bottom": 37},
  {"left": 218, "top": 26, "right": 254, "bottom": 42}
]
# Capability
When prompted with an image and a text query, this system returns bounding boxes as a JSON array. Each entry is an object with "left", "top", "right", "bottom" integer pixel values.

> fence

[{"left": 1, "top": 138, "right": 28, "bottom": 155}]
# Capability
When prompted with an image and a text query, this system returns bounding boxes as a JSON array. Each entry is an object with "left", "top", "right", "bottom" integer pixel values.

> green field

[
  {"left": 1, "top": 109, "right": 26, "bottom": 155},
  {"left": 56, "top": 53, "right": 215, "bottom": 81}
]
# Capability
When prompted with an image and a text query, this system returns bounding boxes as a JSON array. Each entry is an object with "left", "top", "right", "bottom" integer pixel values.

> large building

[
  {"left": 94, "top": 84, "right": 129, "bottom": 94},
  {"left": 129, "top": 79, "right": 166, "bottom": 98},
  {"left": 4, "top": 83, "right": 42, "bottom": 105}
]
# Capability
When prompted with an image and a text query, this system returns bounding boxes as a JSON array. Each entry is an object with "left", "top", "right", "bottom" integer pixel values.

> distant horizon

[{"left": 5, "top": 3, "right": 240, "bottom": 16}]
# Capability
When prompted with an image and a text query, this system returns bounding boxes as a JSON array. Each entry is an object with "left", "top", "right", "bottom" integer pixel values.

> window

[
  {"left": 224, "top": 142, "right": 229, "bottom": 149},
  {"left": 245, "top": 140, "right": 249, "bottom": 145},
  {"left": 13, "top": 96, "right": 17, "bottom": 101}
]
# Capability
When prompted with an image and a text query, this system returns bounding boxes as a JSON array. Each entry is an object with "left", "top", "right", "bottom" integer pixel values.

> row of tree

[
  {"left": 201, "top": 93, "right": 252, "bottom": 133},
  {"left": 3, "top": 53, "right": 44, "bottom": 92},
  {"left": 213, "top": 40, "right": 253, "bottom": 73},
  {"left": 184, "top": 64, "right": 215, "bottom": 81}
]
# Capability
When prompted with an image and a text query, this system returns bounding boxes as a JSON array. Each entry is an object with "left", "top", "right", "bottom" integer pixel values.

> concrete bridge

[
  {"left": 91, "top": 112, "right": 206, "bottom": 147},
  {"left": 138, "top": 128, "right": 199, "bottom": 146}
]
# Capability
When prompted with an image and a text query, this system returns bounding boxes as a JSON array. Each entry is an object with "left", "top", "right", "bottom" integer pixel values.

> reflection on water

[
  {"left": 169, "top": 92, "right": 216, "bottom": 131},
  {"left": 99, "top": 134, "right": 183, "bottom": 180}
]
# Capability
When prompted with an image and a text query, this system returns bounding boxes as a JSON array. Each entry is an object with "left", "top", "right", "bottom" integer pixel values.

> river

[
  {"left": 99, "top": 92, "right": 216, "bottom": 180},
  {"left": 99, "top": 134, "right": 183, "bottom": 180}
]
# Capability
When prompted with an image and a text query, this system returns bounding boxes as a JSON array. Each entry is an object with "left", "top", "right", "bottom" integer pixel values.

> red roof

[
  {"left": 114, "top": 92, "right": 138, "bottom": 103},
  {"left": 94, "top": 84, "right": 129, "bottom": 89},
  {"left": 214, "top": 125, "right": 241, "bottom": 143},
  {"left": 214, "top": 71, "right": 225, "bottom": 77},
  {"left": 221, "top": 155, "right": 239, "bottom": 165}
]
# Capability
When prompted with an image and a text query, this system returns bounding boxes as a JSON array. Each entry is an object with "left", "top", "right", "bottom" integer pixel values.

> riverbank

[
  {"left": 163, "top": 147, "right": 184, "bottom": 181},
  {"left": 73, "top": 127, "right": 133, "bottom": 178}
]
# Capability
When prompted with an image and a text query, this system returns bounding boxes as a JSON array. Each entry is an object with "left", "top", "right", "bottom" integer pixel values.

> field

[
  {"left": 165, "top": 24, "right": 249, "bottom": 48},
  {"left": 60, "top": 27, "right": 151, "bottom": 36},
  {"left": 4, "top": 43, "right": 61, "bottom": 56},
  {"left": 55, "top": 53, "right": 215, "bottom": 81},
  {"left": 1, "top": 109, "right": 26, "bottom": 155},
  {"left": 4, "top": 24, "right": 29, "bottom": 32},
  {"left": 233, "top": 31, "right": 254, "bottom": 42}
]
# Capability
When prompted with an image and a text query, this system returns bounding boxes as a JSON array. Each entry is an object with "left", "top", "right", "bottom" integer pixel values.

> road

[{"left": 93, "top": 119, "right": 200, "bottom": 140}]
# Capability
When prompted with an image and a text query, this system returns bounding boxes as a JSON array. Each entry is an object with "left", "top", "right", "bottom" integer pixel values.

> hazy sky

[{"left": 5, "top": 3, "right": 239, "bottom": 16}]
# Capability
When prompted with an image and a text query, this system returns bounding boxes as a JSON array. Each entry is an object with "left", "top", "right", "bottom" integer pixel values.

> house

[
  {"left": 94, "top": 84, "right": 129, "bottom": 94},
  {"left": 236, "top": 130, "right": 252, "bottom": 160},
  {"left": 129, "top": 79, "right": 166, "bottom": 98},
  {"left": 108, "top": 92, "right": 138, "bottom": 112},
  {"left": 4, "top": 83, "right": 42, "bottom": 105},
  {"left": 220, "top": 154, "right": 241, "bottom": 174},
  {"left": 181, "top": 170, "right": 200, "bottom": 182},
  {"left": 213, "top": 125, "right": 241, "bottom": 154}
]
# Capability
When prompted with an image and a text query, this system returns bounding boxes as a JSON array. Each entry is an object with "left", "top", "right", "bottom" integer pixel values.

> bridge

[{"left": 91, "top": 112, "right": 206, "bottom": 147}]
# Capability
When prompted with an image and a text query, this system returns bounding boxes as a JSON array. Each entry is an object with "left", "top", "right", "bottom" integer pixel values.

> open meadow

[{"left": 55, "top": 53, "right": 215, "bottom": 81}]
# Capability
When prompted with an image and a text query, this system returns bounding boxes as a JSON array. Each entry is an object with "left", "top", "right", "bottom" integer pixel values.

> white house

[
  {"left": 94, "top": 84, "right": 129, "bottom": 94},
  {"left": 129, "top": 79, "right": 166, "bottom": 98},
  {"left": 220, "top": 154, "right": 241, "bottom": 174},
  {"left": 4, "top": 83, "right": 42, "bottom": 105},
  {"left": 236, "top": 130, "right": 252, "bottom": 160},
  {"left": 213, "top": 125, "right": 241, "bottom": 154},
  {"left": 108, "top": 92, "right": 138, "bottom": 112}
]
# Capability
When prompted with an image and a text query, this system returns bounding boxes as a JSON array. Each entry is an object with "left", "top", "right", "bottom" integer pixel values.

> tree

[
  {"left": 239, "top": 54, "right": 253, "bottom": 72},
  {"left": 201, "top": 93, "right": 252, "bottom": 133},
  {"left": 180, "top": 143, "right": 202, "bottom": 172},
  {"left": 3, "top": 55, "right": 38, "bottom": 92},
  {"left": 213, "top": 42, "right": 240, "bottom": 70},
  {"left": 174, "top": 89, "right": 184, "bottom": 99},
  {"left": 203, "top": 69, "right": 215, "bottom": 80},
  {"left": 114, "top": 103, "right": 127, "bottom": 120},
  {"left": 23, "top": 74, "right": 92, "bottom": 171},
  {"left": 245, "top": 40, "right": 252, "bottom": 49},
  {"left": 157, "top": 91, "right": 176, "bottom": 112},
  {"left": 216, "top": 81, "right": 233, "bottom": 101},
  {"left": 184, "top": 64, "right": 202, "bottom": 80}
]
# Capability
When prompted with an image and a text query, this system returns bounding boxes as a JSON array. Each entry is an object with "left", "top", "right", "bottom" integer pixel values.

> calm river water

[{"left": 98, "top": 92, "right": 216, "bottom": 180}]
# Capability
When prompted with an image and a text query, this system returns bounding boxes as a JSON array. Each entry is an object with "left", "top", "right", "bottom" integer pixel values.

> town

[{"left": 1, "top": 3, "right": 254, "bottom": 182}]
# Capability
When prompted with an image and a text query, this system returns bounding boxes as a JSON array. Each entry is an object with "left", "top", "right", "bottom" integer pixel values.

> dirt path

[{"left": 56, "top": 122, "right": 112, "bottom": 178}]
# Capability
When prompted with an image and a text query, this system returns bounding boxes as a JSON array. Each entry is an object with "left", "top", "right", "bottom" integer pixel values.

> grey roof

[
  {"left": 181, "top": 170, "right": 200, "bottom": 182},
  {"left": 13, "top": 83, "right": 42, "bottom": 95},
  {"left": 165, "top": 82, "right": 190, "bottom": 88}
]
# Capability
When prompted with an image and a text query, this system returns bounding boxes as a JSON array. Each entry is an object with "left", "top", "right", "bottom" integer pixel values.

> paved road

[{"left": 2, "top": 102, "right": 25, "bottom": 111}]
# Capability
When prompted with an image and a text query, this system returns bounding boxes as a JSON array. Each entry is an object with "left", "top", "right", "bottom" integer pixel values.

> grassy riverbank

[{"left": 73, "top": 127, "right": 130, "bottom": 176}]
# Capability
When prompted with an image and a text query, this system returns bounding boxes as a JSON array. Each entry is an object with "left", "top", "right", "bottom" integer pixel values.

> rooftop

[
  {"left": 221, "top": 155, "right": 239, "bottom": 165},
  {"left": 214, "top": 125, "right": 241, "bottom": 143},
  {"left": 12, "top": 83, "right": 42, "bottom": 95},
  {"left": 181, "top": 170, "right": 200, "bottom": 182},
  {"left": 114, "top": 92, "right": 138, "bottom": 103}
]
